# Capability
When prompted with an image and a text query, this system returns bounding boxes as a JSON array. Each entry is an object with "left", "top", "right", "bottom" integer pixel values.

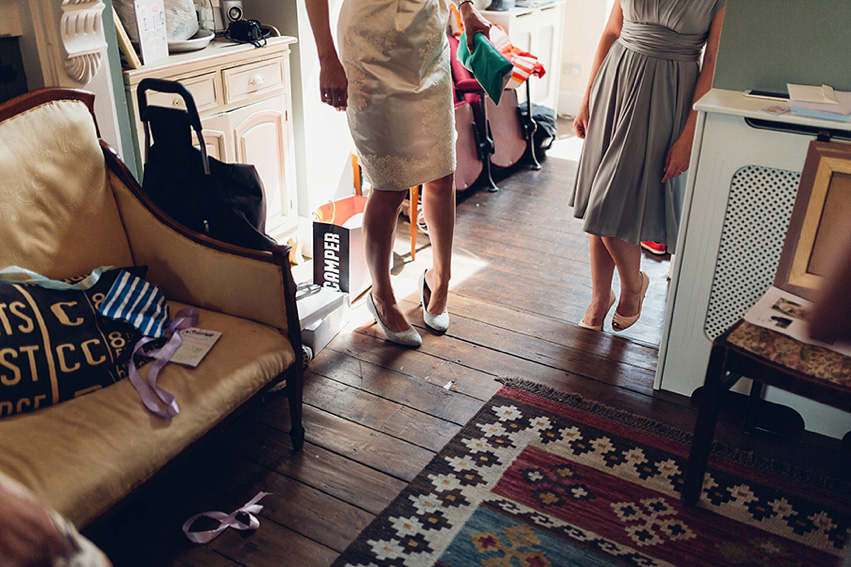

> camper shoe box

[{"left": 297, "top": 286, "right": 349, "bottom": 354}]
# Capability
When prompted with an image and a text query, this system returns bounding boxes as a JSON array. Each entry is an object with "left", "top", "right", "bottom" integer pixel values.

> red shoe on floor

[{"left": 640, "top": 241, "right": 667, "bottom": 255}]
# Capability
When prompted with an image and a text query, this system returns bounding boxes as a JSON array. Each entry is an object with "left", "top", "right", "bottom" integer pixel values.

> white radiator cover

[{"left": 656, "top": 89, "right": 851, "bottom": 439}]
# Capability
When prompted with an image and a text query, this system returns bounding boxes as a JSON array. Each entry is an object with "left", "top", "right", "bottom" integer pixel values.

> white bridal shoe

[
  {"left": 419, "top": 269, "right": 450, "bottom": 333},
  {"left": 366, "top": 293, "right": 422, "bottom": 347}
]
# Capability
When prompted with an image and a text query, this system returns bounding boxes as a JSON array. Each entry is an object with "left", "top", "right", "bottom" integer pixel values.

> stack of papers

[{"left": 787, "top": 83, "right": 851, "bottom": 122}]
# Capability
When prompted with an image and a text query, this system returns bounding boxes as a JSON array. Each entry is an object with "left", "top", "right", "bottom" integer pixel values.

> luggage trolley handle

[{"left": 137, "top": 78, "right": 211, "bottom": 175}]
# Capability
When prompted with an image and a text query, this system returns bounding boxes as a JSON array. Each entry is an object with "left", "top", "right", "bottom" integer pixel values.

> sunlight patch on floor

[
  {"left": 545, "top": 134, "right": 584, "bottom": 162},
  {"left": 390, "top": 239, "right": 490, "bottom": 300}
]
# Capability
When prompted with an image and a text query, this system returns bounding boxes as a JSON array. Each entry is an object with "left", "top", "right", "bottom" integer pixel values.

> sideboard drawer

[
  {"left": 146, "top": 71, "right": 221, "bottom": 112},
  {"left": 223, "top": 59, "right": 285, "bottom": 105}
]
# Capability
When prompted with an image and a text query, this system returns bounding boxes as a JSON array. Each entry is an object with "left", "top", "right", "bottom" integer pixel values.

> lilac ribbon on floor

[
  {"left": 128, "top": 307, "right": 199, "bottom": 419},
  {"left": 182, "top": 491, "right": 271, "bottom": 544}
]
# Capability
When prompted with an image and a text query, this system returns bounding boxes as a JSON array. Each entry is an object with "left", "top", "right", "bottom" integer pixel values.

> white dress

[{"left": 338, "top": 0, "right": 455, "bottom": 191}]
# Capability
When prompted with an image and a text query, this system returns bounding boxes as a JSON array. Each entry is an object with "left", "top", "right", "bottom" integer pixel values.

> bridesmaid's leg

[
  {"left": 364, "top": 188, "right": 410, "bottom": 332},
  {"left": 582, "top": 235, "right": 617, "bottom": 327},
  {"left": 601, "top": 236, "right": 644, "bottom": 317},
  {"left": 421, "top": 173, "right": 455, "bottom": 315}
]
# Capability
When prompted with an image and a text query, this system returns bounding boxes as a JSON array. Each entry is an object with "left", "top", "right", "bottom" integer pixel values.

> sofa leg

[
  {"left": 288, "top": 370, "right": 305, "bottom": 454},
  {"left": 268, "top": 370, "right": 304, "bottom": 452},
  {"left": 290, "top": 424, "right": 305, "bottom": 454}
]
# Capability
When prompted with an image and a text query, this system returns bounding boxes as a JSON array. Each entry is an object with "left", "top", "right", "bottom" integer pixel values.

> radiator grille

[{"left": 704, "top": 165, "right": 800, "bottom": 339}]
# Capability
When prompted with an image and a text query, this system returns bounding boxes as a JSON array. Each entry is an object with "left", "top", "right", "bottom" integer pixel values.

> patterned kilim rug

[{"left": 332, "top": 378, "right": 850, "bottom": 567}]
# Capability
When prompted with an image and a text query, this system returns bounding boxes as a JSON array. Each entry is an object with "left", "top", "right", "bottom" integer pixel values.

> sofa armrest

[{"left": 102, "top": 143, "right": 299, "bottom": 334}]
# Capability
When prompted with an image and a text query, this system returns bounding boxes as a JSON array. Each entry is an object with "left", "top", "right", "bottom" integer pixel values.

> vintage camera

[{"left": 226, "top": 19, "right": 270, "bottom": 47}]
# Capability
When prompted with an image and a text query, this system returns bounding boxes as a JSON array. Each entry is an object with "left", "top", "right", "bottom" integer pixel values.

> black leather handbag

[{"left": 137, "top": 78, "right": 277, "bottom": 252}]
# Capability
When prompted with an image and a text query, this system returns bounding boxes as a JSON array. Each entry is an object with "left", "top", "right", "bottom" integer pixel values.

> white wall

[
  {"left": 248, "top": 0, "right": 357, "bottom": 229},
  {"left": 558, "top": 0, "right": 611, "bottom": 118}
]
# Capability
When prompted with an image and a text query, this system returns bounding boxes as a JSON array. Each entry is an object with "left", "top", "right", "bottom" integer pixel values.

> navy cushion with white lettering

[{"left": 0, "top": 268, "right": 144, "bottom": 417}]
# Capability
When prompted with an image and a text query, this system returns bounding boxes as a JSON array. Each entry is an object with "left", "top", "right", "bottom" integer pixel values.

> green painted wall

[
  {"left": 103, "top": 0, "right": 138, "bottom": 179},
  {"left": 714, "top": 0, "right": 851, "bottom": 95}
]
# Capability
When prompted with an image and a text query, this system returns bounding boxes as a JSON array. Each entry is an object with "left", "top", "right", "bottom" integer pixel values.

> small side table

[{"left": 682, "top": 319, "right": 851, "bottom": 505}]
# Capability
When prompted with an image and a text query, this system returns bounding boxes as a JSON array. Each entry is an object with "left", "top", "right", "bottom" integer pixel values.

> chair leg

[
  {"left": 743, "top": 380, "right": 765, "bottom": 434},
  {"left": 524, "top": 81, "right": 542, "bottom": 171},
  {"left": 409, "top": 185, "right": 419, "bottom": 260},
  {"left": 352, "top": 152, "right": 363, "bottom": 196},
  {"left": 682, "top": 344, "right": 728, "bottom": 504},
  {"left": 478, "top": 95, "right": 499, "bottom": 193}
]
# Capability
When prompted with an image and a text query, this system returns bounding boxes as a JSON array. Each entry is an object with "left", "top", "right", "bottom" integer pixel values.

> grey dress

[{"left": 570, "top": 0, "right": 724, "bottom": 253}]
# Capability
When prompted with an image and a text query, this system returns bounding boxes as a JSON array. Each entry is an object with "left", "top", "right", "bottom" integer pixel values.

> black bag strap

[{"left": 137, "top": 78, "right": 211, "bottom": 175}]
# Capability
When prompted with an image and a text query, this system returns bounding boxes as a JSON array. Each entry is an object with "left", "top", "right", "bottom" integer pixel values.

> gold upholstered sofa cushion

[{"left": 0, "top": 89, "right": 302, "bottom": 527}]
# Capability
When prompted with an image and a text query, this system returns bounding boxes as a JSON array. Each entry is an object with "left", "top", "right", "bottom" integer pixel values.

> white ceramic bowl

[{"left": 168, "top": 29, "right": 215, "bottom": 53}]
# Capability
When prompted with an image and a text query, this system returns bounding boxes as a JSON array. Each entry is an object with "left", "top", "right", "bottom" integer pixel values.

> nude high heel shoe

[
  {"left": 612, "top": 271, "right": 649, "bottom": 332},
  {"left": 578, "top": 289, "right": 616, "bottom": 331},
  {"left": 366, "top": 293, "right": 422, "bottom": 347},
  {"left": 419, "top": 269, "right": 450, "bottom": 333}
]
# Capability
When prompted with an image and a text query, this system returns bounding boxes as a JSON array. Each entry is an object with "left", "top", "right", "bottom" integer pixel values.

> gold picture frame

[
  {"left": 112, "top": 7, "right": 141, "bottom": 70},
  {"left": 774, "top": 139, "right": 851, "bottom": 302}
]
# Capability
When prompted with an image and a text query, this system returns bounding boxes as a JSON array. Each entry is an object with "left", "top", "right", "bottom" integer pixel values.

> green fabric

[{"left": 458, "top": 32, "right": 513, "bottom": 103}]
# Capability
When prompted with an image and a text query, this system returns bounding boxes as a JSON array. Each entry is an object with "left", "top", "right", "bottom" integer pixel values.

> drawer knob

[{"left": 249, "top": 74, "right": 265, "bottom": 87}]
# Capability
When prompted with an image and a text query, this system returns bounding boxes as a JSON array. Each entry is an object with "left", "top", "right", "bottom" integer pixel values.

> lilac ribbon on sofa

[
  {"left": 182, "top": 491, "right": 270, "bottom": 544},
  {"left": 128, "top": 307, "right": 199, "bottom": 419}
]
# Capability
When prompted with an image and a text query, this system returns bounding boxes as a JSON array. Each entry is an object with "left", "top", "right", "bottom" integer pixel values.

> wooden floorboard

[{"left": 85, "top": 131, "right": 849, "bottom": 566}]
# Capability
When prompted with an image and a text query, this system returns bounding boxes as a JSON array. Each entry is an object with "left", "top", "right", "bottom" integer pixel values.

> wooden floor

[{"left": 86, "top": 131, "right": 849, "bottom": 566}]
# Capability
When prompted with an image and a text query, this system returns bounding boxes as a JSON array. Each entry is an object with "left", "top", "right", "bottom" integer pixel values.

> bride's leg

[
  {"left": 421, "top": 173, "right": 455, "bottom": 314},
  {"left": 363, "top": 188, "right": 410, "bottom": 331}
]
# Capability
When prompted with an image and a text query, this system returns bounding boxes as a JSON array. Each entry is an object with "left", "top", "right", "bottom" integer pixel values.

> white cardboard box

[
  {"left": 302, "top": 302, "right": 348, "bottom": 354},
  {"left": 297, "top": 286, "right": 349, "bottom": 354}
]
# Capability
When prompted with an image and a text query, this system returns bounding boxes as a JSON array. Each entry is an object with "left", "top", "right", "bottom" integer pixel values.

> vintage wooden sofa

[{"left": 0, "top": 88, "right": 304, "bottom": 528}]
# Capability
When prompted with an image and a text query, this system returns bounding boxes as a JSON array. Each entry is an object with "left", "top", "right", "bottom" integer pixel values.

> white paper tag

[{"left": 167, "top": 327, "right": 222, "bottom": 367}]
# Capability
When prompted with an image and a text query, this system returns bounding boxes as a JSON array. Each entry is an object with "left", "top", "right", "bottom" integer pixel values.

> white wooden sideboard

[
  {"left": 123, "top": 36, "right": 299, "bottom": 244},
  {"left": 483, "top": 1, "right": 566, "bottom": 115},
  {"left": 657, "top": 88, "right": 851, "bottom": 438}
]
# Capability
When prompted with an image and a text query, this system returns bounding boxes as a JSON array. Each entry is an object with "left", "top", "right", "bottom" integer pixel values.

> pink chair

[
  {"left": 453, "top": 95, "right": 484, "bottom": 192},
  {"left": 448, "top": 35, "right": 528, "bottom": 192}
]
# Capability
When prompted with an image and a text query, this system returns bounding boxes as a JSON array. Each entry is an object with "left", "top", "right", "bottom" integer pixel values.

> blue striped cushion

[{"left": 98, "top": 271, "right": 169, "bottom": 338}]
